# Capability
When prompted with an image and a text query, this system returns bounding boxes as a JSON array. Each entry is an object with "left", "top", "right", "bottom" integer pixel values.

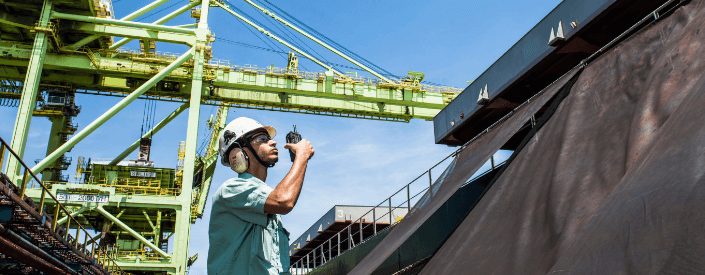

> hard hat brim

[
  {"left": 242, "top": 126, "right": 276, "bottom": 142},
  {"left": 262, "top": 126, "right": 276, "bottom": 139}
]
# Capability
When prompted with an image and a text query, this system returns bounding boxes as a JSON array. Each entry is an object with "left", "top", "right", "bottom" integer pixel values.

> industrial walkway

[{"left": 0, "top": 136, "right": 126, "bottom": 275}]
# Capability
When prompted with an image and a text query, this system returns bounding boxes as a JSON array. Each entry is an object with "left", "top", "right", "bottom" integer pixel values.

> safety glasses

[{"left": 250, "top": 133, "right": 272, "bottom": 145}]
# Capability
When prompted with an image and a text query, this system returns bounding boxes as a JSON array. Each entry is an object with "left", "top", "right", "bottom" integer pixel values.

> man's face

[{"left": 249, "top": 132, "right": 278, "bottom": 165}]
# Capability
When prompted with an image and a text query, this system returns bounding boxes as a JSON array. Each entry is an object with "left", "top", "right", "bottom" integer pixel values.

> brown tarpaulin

[
  {"left": 419, "top": 1, "right": 705, "bottom": 274},
  {"left": 348, "top": 65, "right": 583, "bottom": 274}
]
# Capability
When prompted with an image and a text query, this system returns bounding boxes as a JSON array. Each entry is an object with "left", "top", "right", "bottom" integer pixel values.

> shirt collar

[{"left": 238, "top": 173, "right": 264, "bottom": 184}]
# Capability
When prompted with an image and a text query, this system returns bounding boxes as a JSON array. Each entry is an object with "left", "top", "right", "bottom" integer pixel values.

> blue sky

[{"left": 0, "top": 0, "right": 562, "bottom": 274}]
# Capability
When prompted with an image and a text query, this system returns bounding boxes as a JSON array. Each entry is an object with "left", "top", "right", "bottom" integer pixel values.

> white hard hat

[{"left": 219, "top": 117, "right": 276, "bottom": 167}]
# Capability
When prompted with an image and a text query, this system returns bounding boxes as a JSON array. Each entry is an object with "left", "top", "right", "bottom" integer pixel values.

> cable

[
  {"left": 216, "top": 37, "right": 286, "bottom": 53},
  {"left": 261, "top": 0, "right": 399, "bottom": 78},
  {"left": 135, "top": 0, "right": 187, "bottom": 22},
  {"left": 224, "top": 1, "right": 313, "bottom": 71},
  {"left": 149, "top": 96, "right": 157, "bottom": 138},
  {"left": 252, "top": 0, "right": 335, "bottom": 70},
  {"left": 225, "top": 2, "right": 289, "bottom": 62}
]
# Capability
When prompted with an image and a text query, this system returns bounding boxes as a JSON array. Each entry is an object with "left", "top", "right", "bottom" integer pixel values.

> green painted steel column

[
  {"left": 195, "top": 106, "right": 228, "bottom": 217},
  {"left": 66, "top": 0, "right": 172, "bottom": 50},
  {"left": 95, "top": 206, "right": 170, "bottom": 258},
  {"left": 109, "top": 1, "right": 201, "bottom": 51},
  {"left": 109, "top": 102, "right": 189, "bottom": 165},
  {"left": 31, "top": 49, "right": 194, "bottom": 175},
  {"left": 5, "top": 0, "right": 52, "bottom": 183},
  {"left": 173, "top": 2, "right": 209, "bottom": 274},
  {"left": 41, "top": 116, "right": 65, "bottom": 182}
]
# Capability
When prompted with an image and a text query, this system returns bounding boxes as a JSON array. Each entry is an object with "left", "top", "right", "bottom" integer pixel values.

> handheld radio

[{"left": 285, "top": 125, "right": 302, "bottom": 162}]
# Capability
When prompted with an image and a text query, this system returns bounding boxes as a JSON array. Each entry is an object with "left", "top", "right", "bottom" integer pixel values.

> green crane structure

[{"left": 0, "top": 0, "right": 460, "bottom": 274}]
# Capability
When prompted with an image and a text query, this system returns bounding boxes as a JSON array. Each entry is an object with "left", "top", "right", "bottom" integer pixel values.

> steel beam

[
  {"left": 172, "top": 3, "right": 210, "bottom": 273},
  {"left": 31, "top": 48, "right": 194, "bottom": 175},
  {"left": 72, "top": 23, "right": 196, "bottom": 45},
  {"left": 176, "top": 23, "right": 198, "bottom": 28},
  {"left": 121, "top": 0, "right": 171, "bottom": 21},
  {"left": 243, "top": 0, "right": 393, "bottom": 83},
  {"left": 195, "top": 106, "right": 228, "bottom": 217},
  {"left": 95, "top": 206, "right": 170, "bottom": 258},
  {"left": 109, "top": 0, "right": 203, "bottom": 50},
  {"left": 214, "top": 1, "right": 345, "bottom": 77},
  {"left": 0, "top": 11, "right": 34, "bottom": 29},
  {"left": 109, "top": 102, "right": 189, "bottom": 165},
  {"left": 65, "top": 0, "right": 171, "bottom": 50},
  {"left": 57, "top": 206, "right": 89, "bottom": 225},
  {"left": 5, "top": 0, "right": 52, "bottom": 183},
  {"left": 40, "top": 116, "right": 66, "bottom": 182},
  {"left": 51, "top": 12, "right": 196, "bottom": 35},
  {"left": 142, "top": 210, "right": 157, "bottom": 232}
]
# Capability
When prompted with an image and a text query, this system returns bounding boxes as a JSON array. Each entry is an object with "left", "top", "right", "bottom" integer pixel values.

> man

[{"left": 208, "top": 117, "right": 314, "bottom": 275}]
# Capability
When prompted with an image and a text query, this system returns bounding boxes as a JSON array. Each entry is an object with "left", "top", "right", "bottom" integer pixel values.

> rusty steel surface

[
  {"left": 348, "top": 67, "right": 583, "bottom": 275},
  {"left": 0, "top": 223, "right": 79, "bottom": 274},
  {"left": 418, "top": 1, "right": 705, "bottom": 274},
  {"left": 0, "top": 235, "right": 69, "bottom": 275},
  {"left": 0, "top": 172, "right": 112, "bottom": 274}
]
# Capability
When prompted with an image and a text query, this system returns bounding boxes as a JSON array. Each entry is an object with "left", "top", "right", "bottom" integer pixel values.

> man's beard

[{"left": 258, "top": 150, "right": 279, "bottom": 165}]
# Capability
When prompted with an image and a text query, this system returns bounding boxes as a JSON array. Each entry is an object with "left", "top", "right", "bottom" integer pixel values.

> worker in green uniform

[{"left": 208, "top": 117, "right": 314, "bottom": 275}]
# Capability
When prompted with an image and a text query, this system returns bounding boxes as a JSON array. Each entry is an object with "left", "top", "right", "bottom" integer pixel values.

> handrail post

[
  {"left": 428, "top": 170, "right": 433, "bottom": 197},
  {"left": 328, "top": 238, "right": 331, "bottom": 262},
  {"left": 389, "top": 198, "right": 392, "bottom": 225},
  {"left": 102, "top": 248, "right": 107, "bottom": 268},
  {"left": 337, "top": 232, "right": 340, "bottom": 256},
  {"left": 38, "top": 187, "right": 46, "bottom": 214},
  {"left": 65, "top": 214, "right": 71, "bottom": 238},
  {"left": 359, "top": 218, "right": 363, "bottom": 243},
  {"left": 52, "top": 204, "right": 59, "bottom": 231},
  {"left": 75, "top": 227, "right": 80, "bottom": 248},
  {"left": 0, "top": 143, "right": 5, "bottom": 173},
  {"left": 407, "top": 184, "right": 411, "bottom": 211},
  {"left": 372, "top": 207, "right": 376, "bottom": 235},
  {"left": 19, "top": 169, "right": 29, "bottom": 198}
]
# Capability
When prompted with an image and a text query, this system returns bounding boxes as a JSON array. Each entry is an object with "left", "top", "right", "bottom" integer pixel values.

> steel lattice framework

[{"left": 0, "top": 0, "right": 459, "bottom": 273}]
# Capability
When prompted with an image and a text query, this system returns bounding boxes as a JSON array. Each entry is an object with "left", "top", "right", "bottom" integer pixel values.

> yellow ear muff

[{"left": 231, "top": 148, "right": 249, "bottom": 173}]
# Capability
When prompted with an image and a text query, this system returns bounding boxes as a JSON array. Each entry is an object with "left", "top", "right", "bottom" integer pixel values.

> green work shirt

[{"left": 208, "top": 173, "right": 291, "bottom": 275}]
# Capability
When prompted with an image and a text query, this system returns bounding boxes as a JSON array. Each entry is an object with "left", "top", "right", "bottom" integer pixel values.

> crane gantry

[{"left": 0, "top": 0, "right": 460, "bottom": 273}]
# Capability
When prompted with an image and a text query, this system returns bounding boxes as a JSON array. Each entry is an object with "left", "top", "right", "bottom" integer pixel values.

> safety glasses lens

[{"left": 254, "top": 135, "right": 271, "bottom": 144}]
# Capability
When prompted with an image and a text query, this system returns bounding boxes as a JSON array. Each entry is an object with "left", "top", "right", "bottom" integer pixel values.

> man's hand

[
  {"left": 264, "top": 140, "right": 314, "bottom": 214},
  {"left": 284, "top": 139, "right": 315, "bottom": 160}
]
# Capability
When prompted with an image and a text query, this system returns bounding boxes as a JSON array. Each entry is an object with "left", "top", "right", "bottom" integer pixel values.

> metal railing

[
  {"left": 290, "top": 149, "right": 506, "bottom": 274},
  {"left": 0, "top": 135, "right": 128, "bottom": 274}
]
